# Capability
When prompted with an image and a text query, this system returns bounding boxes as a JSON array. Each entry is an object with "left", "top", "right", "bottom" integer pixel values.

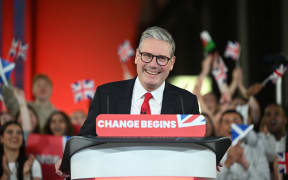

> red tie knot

[{"left": 144, "top": 93, "right": 152, "bottom": 102}]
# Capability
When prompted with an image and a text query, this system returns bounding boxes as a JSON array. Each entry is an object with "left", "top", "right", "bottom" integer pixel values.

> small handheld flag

[
  {"left": 118, "top": 40, "right": 135, "bottom": 62},
  {"left": 17, "top": 42, "right": 29, "bottom": 60},
  {"left": 0, "top": 58, "right": 15, "bottom": 85},
  {"left": 277, "top": 152, "right": 288, "bottom": 174},
  {"left": 71, "top": 79, "right": 95, "bottom": 103},
  {"left": 231, "top": 123, "right": 254, "bottom": 146},
  {"left": 262, "top": 64, "right": 287, "bottom": 86},
  {"left": 212, "top": 56, "right": 228, "bottom": 85},
  {"left": 224, "top": 41, "right": 241, "bottom": 61},
  {"left": 200, "top": 31, "right": 216, "bottom": 54}
]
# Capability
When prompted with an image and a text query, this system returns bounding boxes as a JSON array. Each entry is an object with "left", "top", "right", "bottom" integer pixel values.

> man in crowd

[
  {"left": 2, "top": 74, "right": 56, "bottom": 131},
  {"left": 217, "top": 110, "right": 270, "bottom": 180}
]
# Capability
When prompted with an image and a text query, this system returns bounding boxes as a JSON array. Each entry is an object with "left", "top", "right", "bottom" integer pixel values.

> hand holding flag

[
  {"left": 200, "top": 31, "right": 216, "bottom": 54},
  {"left": 0, "top": 58, "right": 15, "bottom": 85},
  {"left": 262, "top": 64, "right": 287, "bottom": 86},
  {"left": 224, "top": 41, "right": 241, "bottom": 61},
  {"left": 118, "top": 40, "right": 135, "bottom": 62},
  {"left": 231, "top": 123, "right": 254, "bottom": 146}
]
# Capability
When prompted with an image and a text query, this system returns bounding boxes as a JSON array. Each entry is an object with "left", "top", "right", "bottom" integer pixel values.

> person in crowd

[
  {"left": 13, "top": 89, "right": 40, "bottom": 135},
  {"left": 70, "top": 110, "right": 87, "bottom": 134},
  {"left": 0, "top": 121, "right": 42, "bottom": 180},
  {"left": 258, "top": 104, "right": 287, "bottom": 180},
  {"left": 2, "top": 74, "right": 56, "bottom": 132},
  {"left": 202, "top": 112, "right": 215, "bottom": 137},
  {"left": 217, "top": 110, "right": 270, "bottom": 180},
  {"left": 0, "top": 112, "right": 14, "bottom": 126},
  {"left": 43, "top": 111, "right": 74, "bottom": 136}
]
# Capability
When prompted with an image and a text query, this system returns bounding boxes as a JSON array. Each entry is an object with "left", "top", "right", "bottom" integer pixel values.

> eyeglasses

[{"left": 139, "top": 51, "right": 171, "bottom": 66}]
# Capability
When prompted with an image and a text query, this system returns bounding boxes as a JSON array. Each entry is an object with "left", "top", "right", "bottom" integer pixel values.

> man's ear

[
  {"left": 135, "top": 49, "right": 140, "bottom": 64},
  {"left": 170, "top": 56, "right": 176, "bottom": 71}
]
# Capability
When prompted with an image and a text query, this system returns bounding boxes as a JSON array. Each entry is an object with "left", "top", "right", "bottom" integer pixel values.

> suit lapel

[
  {"left": 161, "top": 83, "right": 179, "bottom": 114},
  {"left": 116, "top": 78, "right": 136, "bottom": 114}
]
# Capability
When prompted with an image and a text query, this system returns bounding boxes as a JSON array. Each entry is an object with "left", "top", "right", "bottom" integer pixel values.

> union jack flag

[
  {"left": 212, "top": 56, "right": 228, "bottom": 84},
  {"left": 263, "top": 64, "right": 287, "bottom": 85},
  {"left": 231, "top": 124, "right": 254, "bottom": 146},
  {"left": 277, "top": 152, "right": 288, "bottom": 174},
  {"left": 200, "top": 31, "right": 216, "bottom": 53},
  {"left": 177, "top": 114, "right": 206, "bottom": 128},
  {"left": 0, "top": 58, "right": 15, "bottom": 85},
  {"left": 8, "top": 38, "right": 19, "bottom": 59},
  {"left": 224, "top": 41, "right": 241, "bottom": 61},
  {"left": 16, "top": 42, "right": 29, "bottom": 60},
  {"left": 71, "top": 79, "right": 95, "bottom": 103},
  {"left": 118, "top": 40, "right": 135, "bottom": 62}
]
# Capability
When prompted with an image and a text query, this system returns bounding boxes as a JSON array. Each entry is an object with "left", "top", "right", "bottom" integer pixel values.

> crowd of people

[{"left": 0, "top": 26, "right": 287, "bottom": 180}]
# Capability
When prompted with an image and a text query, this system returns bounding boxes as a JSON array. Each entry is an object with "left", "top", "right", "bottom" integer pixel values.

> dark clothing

[{"left": 79, "top": 78, "right": 199, "bottom": 136}]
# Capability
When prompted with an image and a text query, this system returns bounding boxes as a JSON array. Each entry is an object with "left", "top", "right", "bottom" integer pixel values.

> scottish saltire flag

[
  {"left": 224, "top": 41, "right": 241, "bottom": 61},
  {"left": 26, "top": 134, "right": 69, "bottom": 180},
  {"left": 262, "top": 64, "right": 287, "bottom": 85},
  {"left": 8, "top": 38, "right": 19, "bottom": 59},
  {"left": 200, "top": 31, "right": 216, "bottom": 53},
  {"left": 278, "top": 152, "right": 288, "bottom": 174},
  {"left": 212, "top": 57, "right": 228, "bottom": 84},
  {"left": 118, "top": 40, "right": 135, "bottom": 62},
  {"left": 177, "top": 114, "right": 206, "bottom": 128},
  {"left": 0, "top": 58, "right": 16, "bottom": 85},
  {"left": 71, "top": 79, "right": 95, "bottom": 103},
  {"left": 231, "top": 124, "right": 254, "bottom": 146}
]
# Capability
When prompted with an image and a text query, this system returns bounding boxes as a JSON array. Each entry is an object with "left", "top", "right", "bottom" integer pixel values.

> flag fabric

[
  {"left": 118, "top": 40, "right": 135, "bottom": 62},
  {"left": 200, "top": 31, "right": 216, "bottom": 53},
  {"left": 16, "top": 42, "right": 29, "bottom": 60},
  {"left": 26, "top": 134, "right": 70, "bottom": 180},
  {"left": 231, "top": 124, "right": 254, "bottom": 146},
  {"left": 262, "top": 64, "right": 287, "bottom": 85},
  {"left": 224, "top": 41, "right": 241, "bottom": 61},
  {"left": 0, "top": 58, "right": 16, "bottom": 85},
  {"left": 177, "top": 114, "right": 206, "bottom": 128},
  {"left": 277, "top": 152, "right": 288, "bottom": 174},
  {"left": 71, "top": 79, "right": 95, "bottom": 103},
  {"left": 8, "top": 38, "right": 19, "bottom": 59},
  {"left": 212, "top": 57, "right": 228, "bottom": 85}
]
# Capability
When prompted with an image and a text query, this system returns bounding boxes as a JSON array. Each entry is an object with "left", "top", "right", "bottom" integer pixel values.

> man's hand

[{"left": 55, "top": 158, "right": 70, "bottom": 178}]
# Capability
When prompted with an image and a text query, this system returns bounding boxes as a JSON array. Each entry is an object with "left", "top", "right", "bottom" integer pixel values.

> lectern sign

[{"left": 96, "top": 114, "right": 206, "bottom": 137}]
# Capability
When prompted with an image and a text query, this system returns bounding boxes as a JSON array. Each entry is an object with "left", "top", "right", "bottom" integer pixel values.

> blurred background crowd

[{"left": 0, "top": 0, "right": 288, "bottom": 180}]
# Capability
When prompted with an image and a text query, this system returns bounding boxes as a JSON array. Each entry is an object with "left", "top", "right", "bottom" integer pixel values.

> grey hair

[{"left": 138, "top": 26, "right": 175, "bottom": 57}]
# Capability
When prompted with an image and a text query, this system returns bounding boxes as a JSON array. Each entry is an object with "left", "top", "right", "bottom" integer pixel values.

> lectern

[{"left": 60, "top": 136, "right": 231, "bottom": 180}]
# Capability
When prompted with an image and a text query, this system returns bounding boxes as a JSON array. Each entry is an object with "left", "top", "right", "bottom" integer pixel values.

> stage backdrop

[{"left": 1, "top": 0, "right": 139, "bottom": 114}]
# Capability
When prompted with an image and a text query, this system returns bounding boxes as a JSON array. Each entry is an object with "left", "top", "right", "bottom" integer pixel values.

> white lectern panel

[{"left": 71, "top": 143, "right": 216, "bottom": 179}]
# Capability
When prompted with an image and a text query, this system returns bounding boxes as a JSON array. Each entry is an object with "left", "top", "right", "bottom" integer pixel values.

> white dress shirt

[{"left": 130, "top": 77, "right": 165, "bottom": 114}]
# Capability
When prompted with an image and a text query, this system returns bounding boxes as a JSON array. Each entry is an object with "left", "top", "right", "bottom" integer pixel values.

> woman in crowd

[
  {"left": 0, "top": 121, "right": 42, "bottom": 180},
  {"left": 43, "top": 111, "right": 74, "bottom": 136}
]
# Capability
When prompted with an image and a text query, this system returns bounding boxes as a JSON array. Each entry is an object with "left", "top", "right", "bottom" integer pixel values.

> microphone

[
  {"left": 106, "top": 95, "right": 110, "bottom": 114},
  {"left": 178, "top": 95, "right": 184, "bottom": 114}
]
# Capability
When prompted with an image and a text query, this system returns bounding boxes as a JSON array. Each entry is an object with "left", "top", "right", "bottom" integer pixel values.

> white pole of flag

[{"left": 276, "top": 77, "right": 282, "bottom": 105}]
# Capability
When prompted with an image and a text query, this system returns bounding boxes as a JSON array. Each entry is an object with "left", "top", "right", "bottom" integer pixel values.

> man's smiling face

[{"left": 135, "top": 38, "right": 175, "bottom": 91}]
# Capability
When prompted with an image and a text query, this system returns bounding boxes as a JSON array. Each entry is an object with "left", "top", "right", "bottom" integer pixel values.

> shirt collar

[{"left": 134, "top": 77, "right": 165, "bottom": 105}]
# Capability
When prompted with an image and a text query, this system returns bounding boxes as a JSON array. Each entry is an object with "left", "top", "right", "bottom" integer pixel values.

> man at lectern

[{"left": 78, "top": 26, "right": 200, "bottom": 136}]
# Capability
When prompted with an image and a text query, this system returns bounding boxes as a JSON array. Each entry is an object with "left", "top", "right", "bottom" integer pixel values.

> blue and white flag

[
  {"left": 231, "top": 123, "right": 254, "bottom": 146},
  {"left": 0, "top": 58, "right": 15, "bottom": 85}
]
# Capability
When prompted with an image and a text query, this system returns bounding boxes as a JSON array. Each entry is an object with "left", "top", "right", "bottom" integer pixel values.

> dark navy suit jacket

[{"left": 79, "top": 78, "right": 200, "bottom": 136}]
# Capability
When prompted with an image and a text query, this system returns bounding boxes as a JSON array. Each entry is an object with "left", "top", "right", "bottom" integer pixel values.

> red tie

[{"left": 141, "top": 93, "right": 152, "bottom": 114}]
